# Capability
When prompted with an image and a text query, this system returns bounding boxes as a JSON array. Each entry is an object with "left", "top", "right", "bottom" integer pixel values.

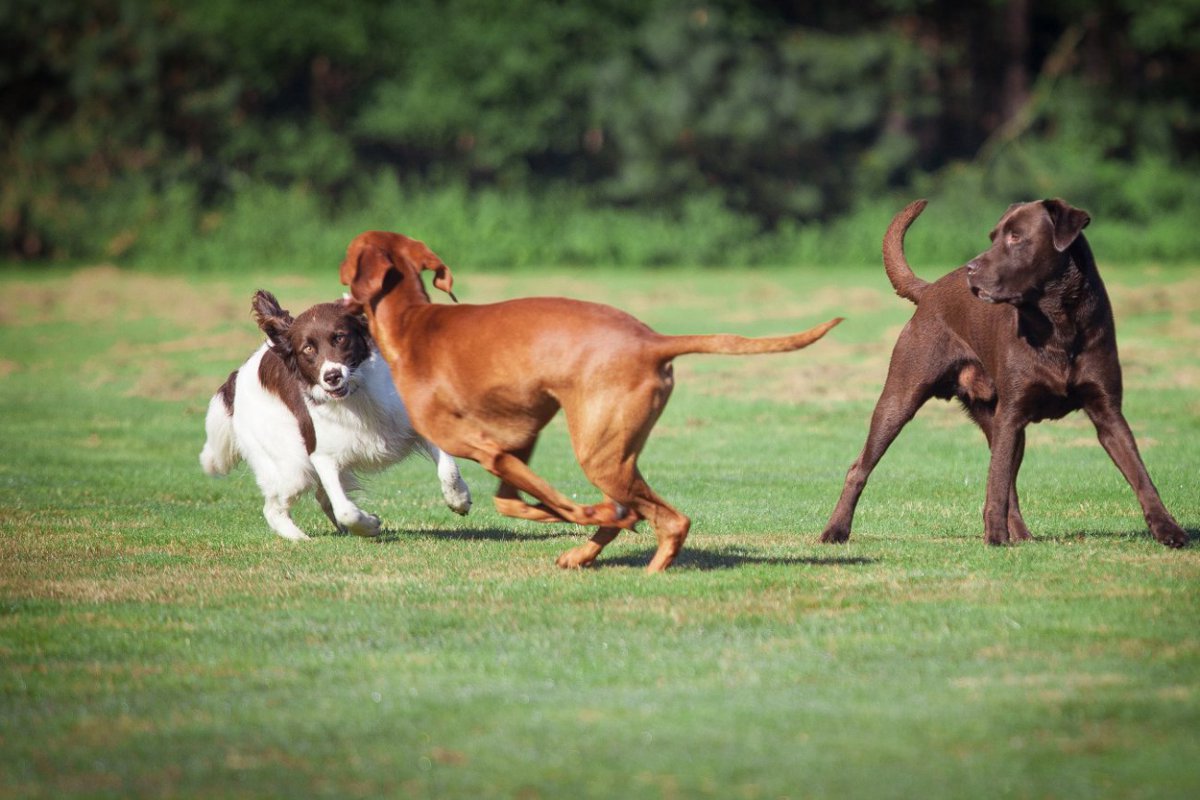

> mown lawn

[{"left": 1, "top": 261, "right": 1198, "bottom": 799}]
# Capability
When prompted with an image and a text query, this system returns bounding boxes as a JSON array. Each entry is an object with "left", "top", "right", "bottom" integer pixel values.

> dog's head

[
  {"left": 339, "top": 231, "right": 456, "bottom": 316},
  {"left": 965, "top": 199, "right": 1091, "bottom": 305},
  {"left": 252, "top": 290, "right": 372, "bottom": 401}
]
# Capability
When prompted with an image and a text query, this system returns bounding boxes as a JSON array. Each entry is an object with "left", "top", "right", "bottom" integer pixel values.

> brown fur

[
  {"left": 822, "top": 199, "right": 1188, "bottom": 548},
  {"left": 245, "top": 291, "right": 373, "bottom": 455},
  {"left": 341, "top": 230, "right": 842, "bottom": 571}
]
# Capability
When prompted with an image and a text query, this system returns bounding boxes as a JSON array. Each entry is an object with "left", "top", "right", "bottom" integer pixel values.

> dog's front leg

[
  {"left": 821, "top": 376, "right": 929, "bottom": 544},
  {"left": 481, "top": 449, "right": 638, "bottom": 529},
  {"left": 310, "top": 455, "right": 381, "bottom": 536},
  {"left": 315, "top": 484, "right": 340, "bottom": 530},
  {"left": 1084, "top": 399, "right": 1188, "bottom": 548},
  {"left": 420, "top": 440, "right": 472, "bottom": 516},
  {"left": 982, "top": 409, "right": 1025, "bottom": 545}
]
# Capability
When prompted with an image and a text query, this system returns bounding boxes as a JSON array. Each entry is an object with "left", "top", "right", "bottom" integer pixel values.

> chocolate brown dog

[
  {"left": 822, "top": 199, "right": 1187, "bottom": 547},
  {"left": 340, "top": 231, "right": 841, "bottom": 571}
]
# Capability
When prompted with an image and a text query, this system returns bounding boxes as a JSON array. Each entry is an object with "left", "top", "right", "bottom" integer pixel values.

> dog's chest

[
  {"left": 307, "top": 358, "right": 416, "bottom": 468},
  {"left": 1022, "top": 353, "right": 1085, "bottom": 422}
]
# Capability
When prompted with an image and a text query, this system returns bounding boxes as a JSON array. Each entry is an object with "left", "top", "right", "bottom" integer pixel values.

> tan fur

[{"left": 341, "top": 230, "right": 841, "bottom": 571}]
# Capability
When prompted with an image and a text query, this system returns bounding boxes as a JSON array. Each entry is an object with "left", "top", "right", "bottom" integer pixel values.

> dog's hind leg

[
  {"left": 553, "top": 474, "right": 690, "bottom": 572},
  {"left": 474, "top": 440, "right": 638, "bottom": 529},
  {"left": 488, "top": 443, "right": 571, "bottom": 523},
  {"left": 556, "top": 524, "right": 621, "bottom": 569},
  {"left": 623, "top": 477, "right": 689, "bottom": 573},
  {"left": 310, "top": 456, "right": 381, "bottom": 537},
  {"left": 425, "top": 442, "right": 472, "bottom": 515},
  {"left": 821, "top": 370, "right": 934, "bottom": 544},
  {"left": 565, "top": 381, "right": 689, "bottom": 572},
  {"left": 489, "top": 453, "right": 637, "bottom": 528},
  {"left": 263, "top": 494, "right": 310, "bottom": 541},
  {"left": 575, "top": 466, "right": 688, "bottom": 573}
]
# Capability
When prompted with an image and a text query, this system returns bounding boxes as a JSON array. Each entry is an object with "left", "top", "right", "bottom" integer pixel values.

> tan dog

[{"left": 341, "top": 231, "right": 841, "bottom": 571}]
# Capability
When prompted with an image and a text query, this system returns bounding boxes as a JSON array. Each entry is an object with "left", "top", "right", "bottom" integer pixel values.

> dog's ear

[
  {"left": 340, "top": 242, "right": 397, "bottom": 313},
  {"left": 403, "top": 240, "right": 456, "bottom": 302},
  {"left": 251, "top": 290, "right": 294, "bottom": 354},
  {"left": 429, "top": 261, "right": 456, "bottom": 302},
  {"left": 345, "top": 306, "right": 370, "bottom": 340},
  {"left": 1042, "top": 199, "right": 1091, "bottom": 252}
]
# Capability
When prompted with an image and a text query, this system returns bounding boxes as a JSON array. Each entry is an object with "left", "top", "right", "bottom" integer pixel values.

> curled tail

[
  {"left": 199, "top": 373, "right": 241, "bottom": 476},
  {"left": 656, "top": 317, "right": 842, "bottom": 359},
  {"left": 884, "top": 199, "right": 931, "bottom": 304}
]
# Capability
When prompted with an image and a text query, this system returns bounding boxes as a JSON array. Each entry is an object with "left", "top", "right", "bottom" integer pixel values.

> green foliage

[
  {"left": 354, "top": 0, "right": 645, "bottom": 182},
  {"left": 106, "top": 162, "right": 1200, "bottom": 273},
  {"left": 0, "top": 0, "right": 238, "bottom": 257},
  {"left": 592, "top": 5, "right": 936, "bottom": 222},
  {"left": 4, "top": 0, "right": 1200, "bottom": 266}
]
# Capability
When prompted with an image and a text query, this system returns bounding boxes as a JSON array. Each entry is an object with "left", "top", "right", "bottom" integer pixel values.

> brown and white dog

[{"left": 200, "top": 290, "right": 471, "bottom": 540}]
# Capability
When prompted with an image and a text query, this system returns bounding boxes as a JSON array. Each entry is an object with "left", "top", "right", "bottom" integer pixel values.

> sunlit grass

[{"left": 1, "top": 264, "right": 1198, "bottom": 798}]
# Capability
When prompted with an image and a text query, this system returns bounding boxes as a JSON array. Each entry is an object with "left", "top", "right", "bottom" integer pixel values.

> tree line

[{"left": 3, "top": 0, "right": 1198, "bottom": 265}]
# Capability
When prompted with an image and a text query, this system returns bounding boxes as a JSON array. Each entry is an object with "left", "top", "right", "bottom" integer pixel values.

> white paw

[
  {"left": 273, "top": 528, "right": 311, "bottom": 542},
  {"left": 443, "top": 480, "right": 472, "bottom": 516},
  {"left": 340, "top": 510, "right": 382, "bottom": 537}
]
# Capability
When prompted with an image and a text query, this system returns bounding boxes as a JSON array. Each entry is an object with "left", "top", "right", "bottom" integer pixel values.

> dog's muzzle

[
  {"left": 966, "top": 260, "right": 1004, "bottom": 304},
  {"left": 323, "top": 366, "right": 351, "bottom": 398}
]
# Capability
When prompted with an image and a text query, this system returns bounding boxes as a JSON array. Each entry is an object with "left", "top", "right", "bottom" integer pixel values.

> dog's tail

[
  {"left": 883, "top": 199, "right": 930, "bottom": 305},
  {"left": 657, "top": 317, "right": 842, "bottom": 359},
  {"left": 199, "top": 375, "right": 241, "bottom": 476}
]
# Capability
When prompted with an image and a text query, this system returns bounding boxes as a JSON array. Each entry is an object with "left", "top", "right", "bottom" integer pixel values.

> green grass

[{"left": 1, "top": 262, "right": 1198, "bottom": 799}]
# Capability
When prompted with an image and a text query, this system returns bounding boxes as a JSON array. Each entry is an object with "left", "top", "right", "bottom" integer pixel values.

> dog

[
  {"left": 200, "top": 290, "right": 472, "bottom": 540},
  {"left": 338, "top": 231, "right": 841, "bottom": 571},
  {"left": 821, "top": 199, "right": 1187, "bottom": 547}
]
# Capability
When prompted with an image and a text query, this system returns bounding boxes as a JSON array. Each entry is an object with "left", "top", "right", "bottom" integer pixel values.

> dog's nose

[{"left": 324, "top": 369, "right": 344, "bottom": 387}]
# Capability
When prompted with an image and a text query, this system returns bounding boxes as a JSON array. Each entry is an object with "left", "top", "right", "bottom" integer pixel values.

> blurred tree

[
  {"left": 590, "top": 4, "right": 937, "bottom": 223},
  {"left": 2, "top": 0, "right": 1198, "bottom": 261},
  {"left": 350, "top": 0, "right": 646, "bottom": 185},
  {"left": 0, "top": 0, "right": 236, "bottom": 256}
]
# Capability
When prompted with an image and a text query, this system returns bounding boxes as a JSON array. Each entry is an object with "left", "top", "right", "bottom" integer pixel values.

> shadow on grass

[
  {"left": 376, "top": 527, "right": 879, "bottom": 569},
  {"left": 596, "top": 547, "right": 877, "bottom": 571},
  {"left": 377, "top": 527, "right": 578, "bottom": 543},
  {"left": 1032, "top": 527, "right": 1197, "bottom": 546}
]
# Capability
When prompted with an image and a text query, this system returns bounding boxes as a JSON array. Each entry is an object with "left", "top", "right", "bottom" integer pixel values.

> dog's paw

[
  {"left": 819, "top": 524, "right": 850, "bottom": 544},
  {"left": 443, "top": 480, "right": 472, "bottom": 516},
  {"left": 556, "top": 544, "right": 600, "bottom": 569},
  {"left": 1009, "top": 525, "right": 1033, "bottom": 542},
  {"left": 343, "top": 512, "right": 382, "bottom": 537},
  {"left": 1151, "top": 518, "right": 1189, "bottom": 548},
  {"left": 984, "top": 528, "right": 1018, "bottom": 546},
  {"left": 1006, "top": 510, "right": 1033, "bottom": 541}
]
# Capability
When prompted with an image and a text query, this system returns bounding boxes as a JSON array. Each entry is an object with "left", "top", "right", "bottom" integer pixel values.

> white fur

[{"left": 201, "top": 343, "right": 471, "bottom": 540}]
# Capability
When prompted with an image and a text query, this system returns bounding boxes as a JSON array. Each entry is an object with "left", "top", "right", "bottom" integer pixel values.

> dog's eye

[
  {"left": 302, "top": 344, "right": 316, "bottom": 356},
  {"left": 332, "top": 333, "right": 345, "bottom": 345},
  {"left": 1006, "top": 232, "right": 1022, "bottom": 245}
]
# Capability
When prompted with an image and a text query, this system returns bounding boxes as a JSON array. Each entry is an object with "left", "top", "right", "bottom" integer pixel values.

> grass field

[{"left": 2, "top": 260, "right": 1198, "bottom": 798}]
